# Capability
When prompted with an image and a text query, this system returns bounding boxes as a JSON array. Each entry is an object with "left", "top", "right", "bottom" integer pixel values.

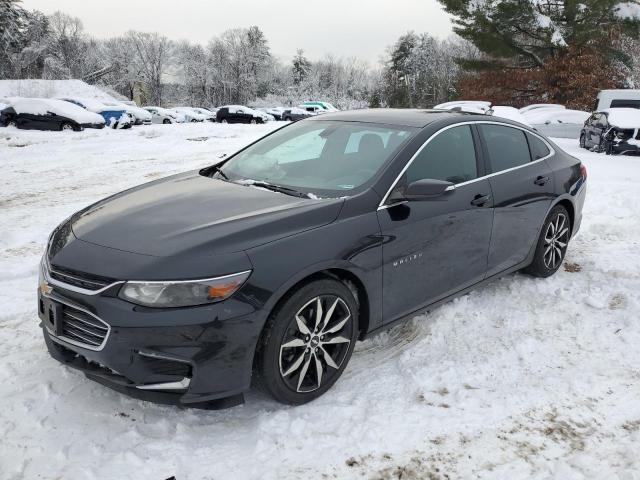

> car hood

[{"left": 71, "top": 172, "right": 344, "bottom": 257}]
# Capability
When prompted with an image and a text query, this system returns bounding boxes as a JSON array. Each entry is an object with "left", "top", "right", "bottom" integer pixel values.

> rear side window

[
  {"left": 480, "top": 125, "right": 531, "bottom": 173},
  {"left": 610, "top": 99, "right": 640, "bottom": 109},
  {"left": 406, "top": 125, "right": 478, "bottom": 184},
  {"left": 527, "top": 133, "right": 551, "bottom": 160}
]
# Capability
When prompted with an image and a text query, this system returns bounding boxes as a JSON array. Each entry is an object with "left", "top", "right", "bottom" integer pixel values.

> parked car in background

[
  {"left": 143, "top": 106, "right": 179, "bottom": 124},
  {"left": 282, "top": 107, "right": 315, "bottom": 121},
  {"left": 216, "top": 105, "right": 270, "bottom": 123},
  {"left": 580, "top": 108, "right": 640, "bottom": 155},
  {"left": 300, "top": 101, "right": 339, "bottom": 112},
  {"left": 489, "top": 106, "right": 532, "bottom": 127},
  {"left": 527, "top": 109, "right": 590, "bottom": 139},
  {"left": 38, "top": 109, "right": 586, "bottom": 407},
  {"left": 519, "top": 104, "right": 565, "bottom": 114},
  {"left": 190, "top": 107, "right": 217, "bottom": 122},
  {"left": 594, "top": 89, "right": 640, "bottom": 111},
  {"left": 256, "top": 107, "right": 286, "bottom": 120},
  {"left": 59, "top": 97, "right": 130, "bottom": 128},
  {"left": 102, "top": 100, "right": 152, "bottom": 125},
  {"left": 172, "top": 107, "right": 207, "bottom": 123},
  {"left": 1, "top": 98, "right": 105, "bottom": 131}
]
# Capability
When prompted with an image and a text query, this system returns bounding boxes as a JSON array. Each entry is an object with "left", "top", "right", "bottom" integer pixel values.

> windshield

[{"left": 216, "top": 120, "right": 415, "bottom": 197}]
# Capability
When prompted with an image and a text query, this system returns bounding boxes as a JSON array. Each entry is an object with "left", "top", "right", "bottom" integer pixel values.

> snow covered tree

[
  {"left": 439, "top": 0, "right": 640, "bottom": 107},
  {"left": 291, "top": 49, "right": 311, "bottom": 85},
  {"left": 126, "top": 31, "right": 173, "bottom": 105}
]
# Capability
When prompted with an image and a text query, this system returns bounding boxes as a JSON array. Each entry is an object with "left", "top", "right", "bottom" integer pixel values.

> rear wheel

[
  {"left": 8, "top": 120, "right": 17, "bottom": 128},
  {"left": 250, "top": 119, "right": 257, "bottom": 124},
  {"left": 522, "top": 205, "right": 571, "bottom": 277},
  {"left": 579, "top": 133, "right": 586, "bottom": 149},
  {"left": 61, "top": 122, "right": 74, "bottom": 131},
  {"left": 163, "top": 118, "right": 171, "bottom": 124},
  {"left": 221, "top": 119, "right": 228, "bottom": 124},
  {"left": 255, "top": 279, "right": 359, "bottom": 405}
]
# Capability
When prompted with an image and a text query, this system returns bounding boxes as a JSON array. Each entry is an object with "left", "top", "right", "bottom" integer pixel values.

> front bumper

[{"left": 39, "top": 281, "right": 267, "bottom": 408}]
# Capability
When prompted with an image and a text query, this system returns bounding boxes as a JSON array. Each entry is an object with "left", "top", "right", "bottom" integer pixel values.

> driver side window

[{"left": 406, "top": 125, "right": 478, "bottom": 184}]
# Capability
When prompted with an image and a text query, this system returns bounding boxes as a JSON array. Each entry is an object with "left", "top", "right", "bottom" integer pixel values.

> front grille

[
  {"left": 49, "top": 264, "right": 114, "bottom": 291},
  {"left": 59, "top": 304, "right": 109, "bottom": 349}
]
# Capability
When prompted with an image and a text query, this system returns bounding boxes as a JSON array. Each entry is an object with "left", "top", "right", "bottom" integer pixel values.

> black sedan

[
  {"left": 1, "top": 98, "right": 105, "bottom": 131},
  {"left": 39, "top": 109, "right": 586, "bottom": 408}
]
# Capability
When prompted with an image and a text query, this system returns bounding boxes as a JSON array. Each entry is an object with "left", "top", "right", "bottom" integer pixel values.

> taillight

[{"left": 580, "top": 164, "right": 587, "bottom": 181}]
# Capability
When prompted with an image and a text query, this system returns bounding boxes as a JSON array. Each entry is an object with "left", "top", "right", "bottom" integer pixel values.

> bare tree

[{"left": 126, "top": 31, "right": 172, "bottom": 105}]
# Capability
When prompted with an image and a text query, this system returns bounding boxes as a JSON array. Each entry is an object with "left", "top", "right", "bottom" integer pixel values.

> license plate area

[{"left": 39, "top": 294, "right": 63, "bottom": 336}]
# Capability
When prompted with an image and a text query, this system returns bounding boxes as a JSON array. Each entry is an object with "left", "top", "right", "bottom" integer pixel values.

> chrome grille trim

[
  {"left": 43, "top": 258, "right": 124, "bottom": 296},
  {"left": 43, "top": 293, "right": 110, "bottom": 351}
]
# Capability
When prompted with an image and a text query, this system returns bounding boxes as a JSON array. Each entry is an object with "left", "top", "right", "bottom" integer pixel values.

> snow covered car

[
  {"left": 519, "top": 104, "right": 565, "bottom": 114},
  {"left": 38, "top": 109, "right": 586, "bottom": 408},
  {"left": 282, "top": 107, "right": 315, "bottom": 121},
  {"left": 172, "top": 107, "right": 207, "bottom": 123},
  {"left": 0, "top": 98, "right": 105, "bottom": 131},
  {"left": 580, "top": 108, "right": 640, "bottom": 155},
  {"left": 526, "top": 109, "right": 590, "bottom": 139},
  {"left": 434, "top": 100, "right": 492, "bottom": 114},
  {"left": 59, "top": 97, "right": 130, "bottom": 129},
  {"left": 190, "top": 107, "right": 217, "bottom": 122},
  {"left": 102, "top": 101, "right": 152, "bottom": 125},
  {"left": 216, "top": 105, "right": 270, "bottom": 124},
  {"left": 143, "top": 106, "right": 179, "bottom": 124},
  {"left": 300, "top": 101, "right": 339, "bottom": 112},
  {"left": 489, "top": 106, "right": 533, "bottom": 127},
  {"left": 256, "top": 107, "right": 286, "bottom": 120}
]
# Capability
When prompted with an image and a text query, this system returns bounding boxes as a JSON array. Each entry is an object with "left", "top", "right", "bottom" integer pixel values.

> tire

[
  {"left": 191, "top": 119, "right": 197, "bottom": 123},
  {"left": 221, "top": 119, "right": 228, "bottom": 124},
  {"left": 255, "top": 278, "right": 359, "bottom": 405},
  {"left": 163, "top": 118, "right": 171, "bottom": 124},
  {"left": 522, "top": 205, "right": 571, "bottom": 278},
  {"left": 8, "top": 120, "right": 17, "bottom": 128},
  {"left": 60, "top": 122, "right": 74, "bottom": 131},
  {"left": 250, "top": 119, "right": 257, "bottom": 124},
  {"left": 579, "top": 133, "right": 586, "bottom": 149}
]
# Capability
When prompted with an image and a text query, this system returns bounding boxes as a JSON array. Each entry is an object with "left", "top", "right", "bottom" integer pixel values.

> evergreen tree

[{"left": 291, "top": 49, "right": 311, "bottom": 85}]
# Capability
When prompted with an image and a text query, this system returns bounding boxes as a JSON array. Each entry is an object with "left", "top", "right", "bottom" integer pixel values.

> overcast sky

[{"left": 21, "top": 0, "right": 453, "bottom": 65}]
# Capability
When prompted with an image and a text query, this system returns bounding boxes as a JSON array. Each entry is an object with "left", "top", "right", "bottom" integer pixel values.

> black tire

[
  {"left": 255, "top": 278, "right": 359, "bottom": 405},
  {"left": 522, "top": 205, "right": 571, "bottom": 278},
  {"left": 163, "top": 118, "right": 171, "bottom": 124},
  {"left": 579, "top": 133, "right": 586, "bottom": 149},
  {"left": 8, "top": 120, "right": 17, "bottom": 128},
  {"left": 60, "top": 122, "right": 74, "bottom": 132}
]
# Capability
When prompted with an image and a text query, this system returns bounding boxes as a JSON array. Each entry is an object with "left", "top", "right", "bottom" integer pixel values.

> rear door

[
  {"left": 478, "top": 124, "right": 554, "bottom": 277},
  {"left": 377, "top": 124, "right": 494, "bottom": 322}
]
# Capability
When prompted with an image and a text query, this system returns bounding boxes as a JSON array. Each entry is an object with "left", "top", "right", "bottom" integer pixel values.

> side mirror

[{"left": 405, "top": 179, "right": 455, "bottom": 200}]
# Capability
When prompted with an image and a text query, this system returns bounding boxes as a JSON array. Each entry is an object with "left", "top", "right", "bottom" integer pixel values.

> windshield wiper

[{"left": 244, "top": 180, "right": 311, "bottom": 199}]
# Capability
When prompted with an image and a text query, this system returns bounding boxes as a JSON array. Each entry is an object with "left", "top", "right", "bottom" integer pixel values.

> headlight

[{"left": 118, "top": 270, "right": 251, "bottom": 308}]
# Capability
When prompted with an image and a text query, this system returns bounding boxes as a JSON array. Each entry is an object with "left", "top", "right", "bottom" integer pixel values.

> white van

[{"left": 594, "top": 90, "right": 640, "bottom": 111}]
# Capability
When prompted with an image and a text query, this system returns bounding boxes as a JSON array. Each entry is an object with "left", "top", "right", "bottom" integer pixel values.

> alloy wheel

[
  {"left": 279, "top": 295, "right": 353, "bottom": 393},
  {"left": 543, "top": 213, "right": 569, "bottom": 269}
]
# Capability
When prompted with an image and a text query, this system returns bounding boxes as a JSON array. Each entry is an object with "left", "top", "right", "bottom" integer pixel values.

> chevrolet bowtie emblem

[{"left": 40, "top": 281, "right": 53, "bottom": 295}]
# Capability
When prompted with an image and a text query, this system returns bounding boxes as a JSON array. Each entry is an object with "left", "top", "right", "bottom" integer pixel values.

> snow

[
  {"left": 490, "top": 106, "right": 533, "bottom": 126},
  {"left": 525, "top": 109, "right": 590, "bottom": 125},
  {"left": 0, "top": 79, "right": 121, "bottom": 103},
  {"left": 9, "top": 98, "right": 105, "bottom": 124},
  {"left": 615, "top": 1, "right": 640, "bottom": 19},
  {"left": 602, "top": 107, "right": 640, "bottom": 129},
  {"left": 2, "top": 124, "right": 640, "bottom": 479}
]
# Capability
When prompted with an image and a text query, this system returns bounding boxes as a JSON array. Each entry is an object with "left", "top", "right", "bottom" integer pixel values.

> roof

[
  {"left": 307, "top": 108, "right": 485, "bottom": 128},
  {"left": 602, "top": 108, "right": 640, "bottom": 129}
]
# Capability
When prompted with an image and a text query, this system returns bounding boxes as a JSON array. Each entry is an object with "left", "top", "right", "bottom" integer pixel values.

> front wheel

[
  {"left": 221, "top": 119, "right": 228, "bottom": 124},
  {"left": 255, "top": 279, "right": 359, "bottom": 405},
  {"left": 522, "top": 205, "right": 571, "bottom": 277},
  {"left": 163, "top": 118, "right": 171, "bottom": 124},
  {"left": 579, "top": 133, "right": 586, "bottom": 149},
  {"left": 61, "top": 122, "right": 74, "bottom": 131}
]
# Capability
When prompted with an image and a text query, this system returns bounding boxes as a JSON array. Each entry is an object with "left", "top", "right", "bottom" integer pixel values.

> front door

[{"left": 377, "top": 124, "right": 494, "bottom": 323}]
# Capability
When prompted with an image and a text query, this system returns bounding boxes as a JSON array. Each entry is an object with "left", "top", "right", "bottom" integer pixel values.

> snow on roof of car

[
  {"left": 602, "top": 108, "right": 640, "bottom": 129},
  {"left": 490, "top": 106, "right": 532, "bottom": 127},
  {"left": 434, "top": 100, "right": 492, "bottom": 110},
  {"left": 11, "top": 98, "right": 104, "bottom": 124},
  {"left": 59, "top": 96, "right": 121, "bottom": 113},
  {"left": 526, "top": 109, "right": 590, "bottom": 124}
]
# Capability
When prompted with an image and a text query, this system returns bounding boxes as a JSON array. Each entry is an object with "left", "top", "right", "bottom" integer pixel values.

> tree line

[{"left": 1, "top": 0, "right": 640, "bottom": 110}]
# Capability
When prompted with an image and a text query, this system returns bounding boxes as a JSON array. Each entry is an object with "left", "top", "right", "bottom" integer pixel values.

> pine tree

[{"left": 291, "top": 49, "right": 311, "bottom": 85}]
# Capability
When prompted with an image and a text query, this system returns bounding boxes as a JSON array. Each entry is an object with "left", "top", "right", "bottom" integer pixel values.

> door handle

[
  {"left": 534, "top": 176, "right": 550, "bottom": 186},
  {"left": 470, "top": 194, "right": 491, "bottom": 207}
]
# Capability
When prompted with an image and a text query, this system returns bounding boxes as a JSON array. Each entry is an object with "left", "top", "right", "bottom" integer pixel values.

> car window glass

[
  {"left": 406, "top": 125, "right": 478, "bottom": 184},
  {"left": 527, "top": 133, "right": 551, "bottom": 160},
  {"left": 344, "top": 131, "right": 390, "bottom": 154},
  {"left": 264, "top": 128, "right": 327, "bottom": 164},
  {"left": 481, "top": 124, "right": 531, "bottom": 172}
]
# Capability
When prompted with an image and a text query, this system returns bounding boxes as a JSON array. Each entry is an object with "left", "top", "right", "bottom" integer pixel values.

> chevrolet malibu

[{"left": 39, "top": 109, "right": 587, "bottom": 408}]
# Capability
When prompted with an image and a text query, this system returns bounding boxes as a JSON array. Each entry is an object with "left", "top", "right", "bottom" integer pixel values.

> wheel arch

[{"left": 551, "top": 196, "right": 576, "bottom": 236}]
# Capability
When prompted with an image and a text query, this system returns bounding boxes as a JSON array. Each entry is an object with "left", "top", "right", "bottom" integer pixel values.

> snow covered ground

[{"left": 1, "top": 123, "right": 639, "bottom": 480}]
